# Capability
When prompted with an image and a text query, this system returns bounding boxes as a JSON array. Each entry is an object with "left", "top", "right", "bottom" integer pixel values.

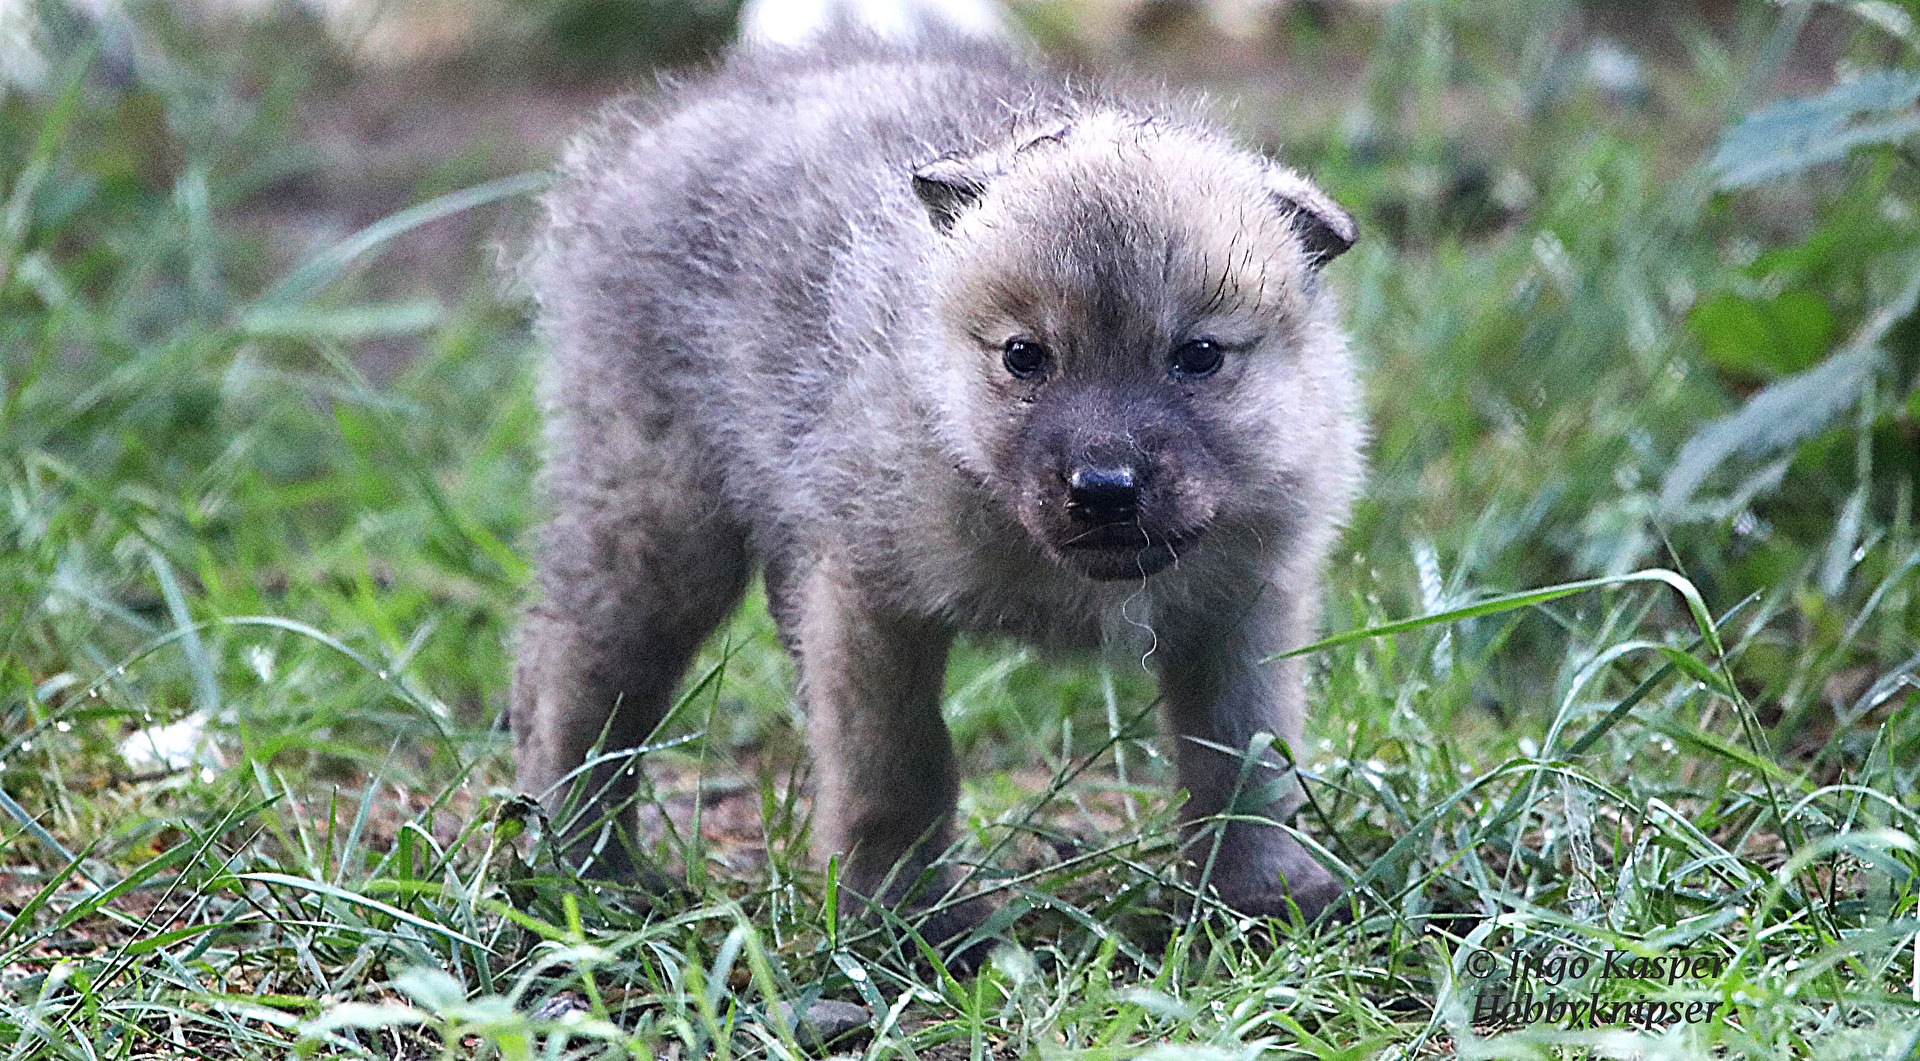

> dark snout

[{"left": 1012, "top": 383, "right": 1229, "bottom": 580}]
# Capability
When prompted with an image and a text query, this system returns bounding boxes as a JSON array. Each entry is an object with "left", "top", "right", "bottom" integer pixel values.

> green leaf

[
  {"left": 1711, "top": 68, "right": 1920, "bottom": 189},
  {"left": 1659, "top": 344, "right": 1881, "bottom": 513},
  {"left": 1689, "top": 290, "right": 1835, "bottom": 378}
]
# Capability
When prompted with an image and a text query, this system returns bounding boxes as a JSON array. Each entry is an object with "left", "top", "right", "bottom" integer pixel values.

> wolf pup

[{"left": 512, "top": 31, "right": 1365, "bottom": 939}]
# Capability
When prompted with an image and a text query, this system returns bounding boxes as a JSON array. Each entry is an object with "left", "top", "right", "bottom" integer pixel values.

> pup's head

[{"left": 913, "top": 113, "right": 1359, "bottom": 581}]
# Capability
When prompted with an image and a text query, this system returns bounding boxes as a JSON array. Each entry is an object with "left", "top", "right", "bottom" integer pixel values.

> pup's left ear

[
  {"left": 912, "top": 155, "right": 995, "bottom": 234},
  {"left": 1262, "top": 163, "right": 1357, "bottom": 268},
  {"left": 914, "top": 121, "right": 1071, "bottom": 235}
]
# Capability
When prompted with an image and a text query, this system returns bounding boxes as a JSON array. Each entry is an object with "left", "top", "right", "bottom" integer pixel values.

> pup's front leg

[
  {"left": 787, "top": 562, "right": 982, "bottom": 940},
  {"left": 1155, "top": 585, "right": 1344, "bottom": 921}
]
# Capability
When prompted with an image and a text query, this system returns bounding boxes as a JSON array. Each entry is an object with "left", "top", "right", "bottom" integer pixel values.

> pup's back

[{"left": 533, "top": 34, "right": 1066, "bottom": 422}]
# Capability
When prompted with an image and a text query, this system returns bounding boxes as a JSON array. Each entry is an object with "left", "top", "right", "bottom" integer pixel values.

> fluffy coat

[{"left": 513, "top": 31, "right": 1365, "bottom": 936}]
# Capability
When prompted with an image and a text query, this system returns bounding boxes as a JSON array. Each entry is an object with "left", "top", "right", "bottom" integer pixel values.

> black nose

[{"left": 1066, "top": 465, "right": 1139, "bottom": 525}]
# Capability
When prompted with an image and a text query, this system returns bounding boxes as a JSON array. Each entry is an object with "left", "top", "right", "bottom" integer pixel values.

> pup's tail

[{"left": 737, "top": 0, "right": 1009, "bottom": 48}]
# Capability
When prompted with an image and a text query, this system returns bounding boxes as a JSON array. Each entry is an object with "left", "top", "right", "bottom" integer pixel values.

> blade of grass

[
  {"left": 256, "top": 172, "right": 550, "bottom": 308},
  {"left": 1273, "top": 568, "right": 1723, "bottom": 662}
]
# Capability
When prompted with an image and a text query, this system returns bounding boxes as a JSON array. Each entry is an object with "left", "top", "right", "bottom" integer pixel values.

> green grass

[{"left": 3, "top": 0, "right": 1919, "bottom": 1057}]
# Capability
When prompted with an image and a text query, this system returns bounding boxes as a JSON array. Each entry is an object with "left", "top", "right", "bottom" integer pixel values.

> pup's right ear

[{"left": 912, "top": 156, "right": 993, "bottom": 234}]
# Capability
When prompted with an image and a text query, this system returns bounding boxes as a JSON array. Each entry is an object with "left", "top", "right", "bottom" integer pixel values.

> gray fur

[{"left": 513, "top": 32, "right": 1366, "bottom": 931}]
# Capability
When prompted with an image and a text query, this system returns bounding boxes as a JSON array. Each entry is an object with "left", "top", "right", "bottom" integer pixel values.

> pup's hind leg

[{"left": 512, "top": 412, "right": 750, "bottom": 877}]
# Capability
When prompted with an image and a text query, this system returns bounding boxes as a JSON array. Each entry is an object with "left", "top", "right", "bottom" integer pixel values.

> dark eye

[
  {"left": 1003, "top": 339, "right": 1049, "bottom": 379},
  {"left": 1170, "top": 339, "right": 1225, "bottom": 379}
]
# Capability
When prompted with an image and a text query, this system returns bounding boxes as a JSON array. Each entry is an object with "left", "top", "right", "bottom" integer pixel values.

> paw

[
  {"left": 1209, "top": 848, "right": 1348, "bottom": 924},
  {"left": 910, "top": 892, "right": 1001, "bottom": 974},
  {"left": 839, "top": 871, "right": 1002, "bottom": 973}
]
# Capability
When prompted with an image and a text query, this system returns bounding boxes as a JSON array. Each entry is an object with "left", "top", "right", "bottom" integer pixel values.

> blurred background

[{"left": 1, "top": 1, "right": 1918, "bottom": 1053}]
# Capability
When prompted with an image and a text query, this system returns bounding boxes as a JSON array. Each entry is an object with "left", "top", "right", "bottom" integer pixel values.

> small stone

[
  {"left": 531, "top": 991, "right": 590, "bottom": 1021},
  {"left": 773, "top": 998, "right": 872, "bottom": 1051}
]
